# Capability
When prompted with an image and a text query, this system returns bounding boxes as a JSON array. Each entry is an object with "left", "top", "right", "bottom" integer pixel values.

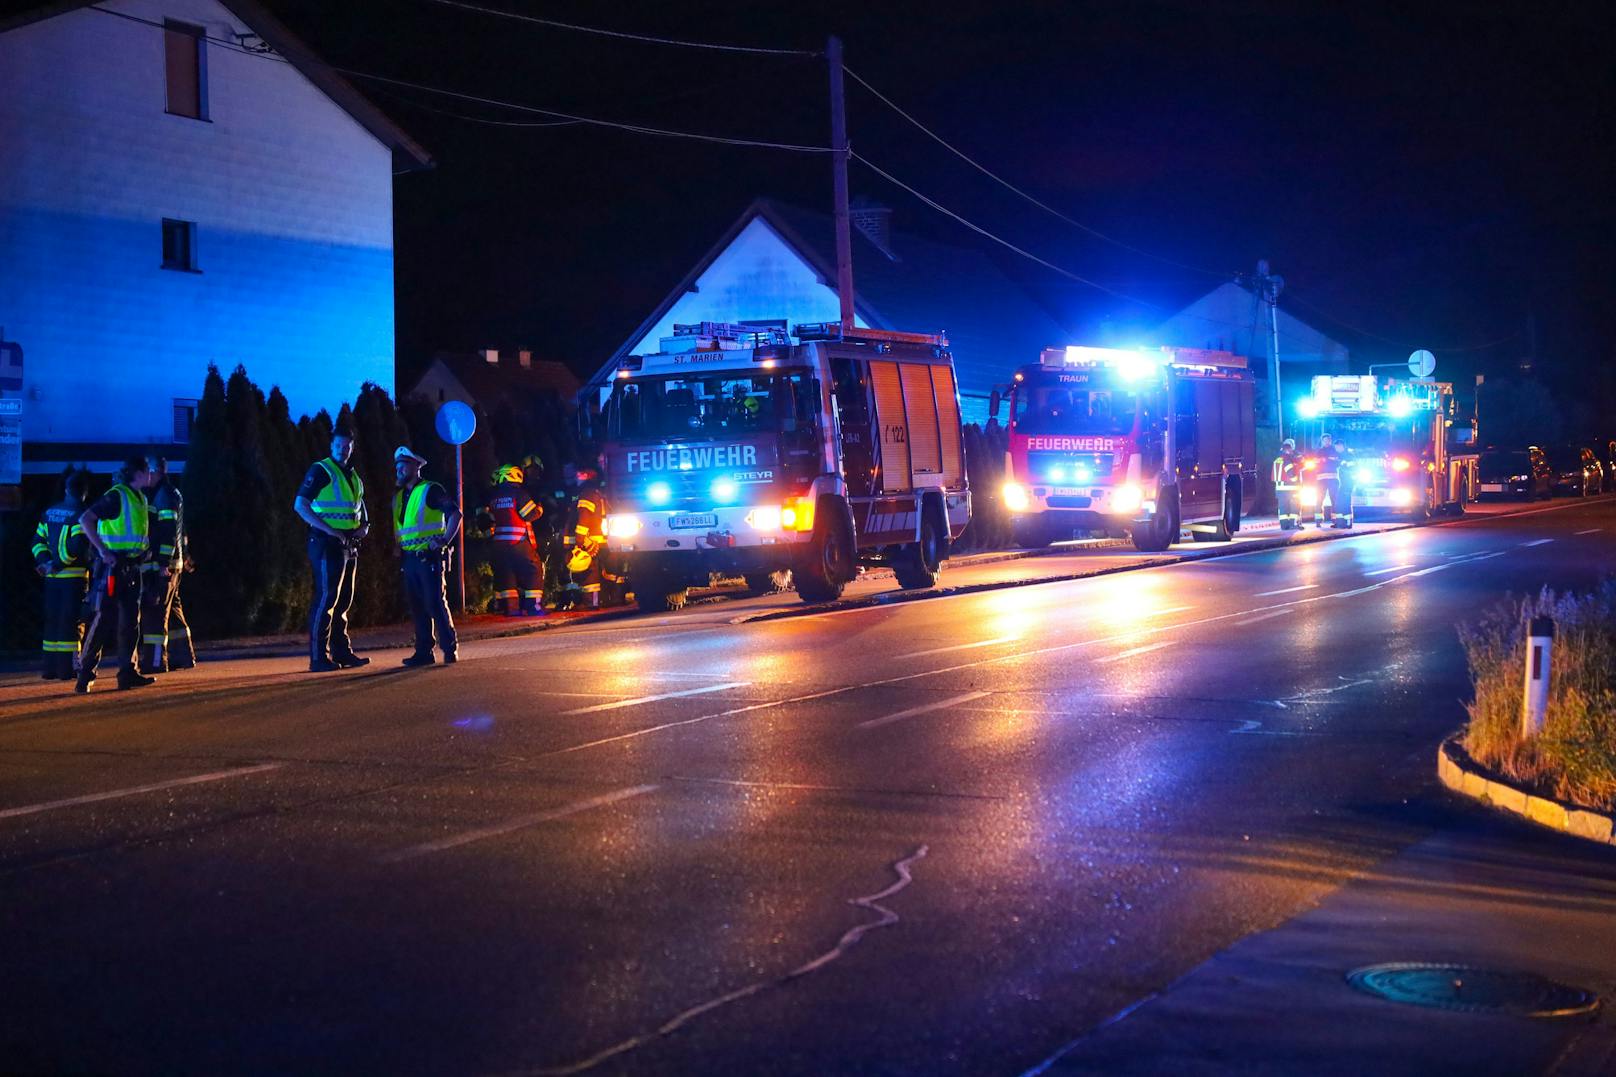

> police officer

[
  {"left": 1272, "top": 438, "right": 1303, "bottom": 531},
  {"left": 393, "top": 446, "right": 461, "bottom": 666},
  {"left": 32, "top": 468, "right": 91, "bottom": 680},
  {"left": 568, "top": 467, "right": 626, "bottom": 608},
  {"left": 485, "top": 463, "right": 545, "bottom": 616},
  {"left": 1315, "top": 433, "right": 1347, "bottom": 528},
  {"left": 76, "top": 454, "right": 158, "bottom": 693},
  {"left": 294, "top": 426, "right": 370, "bottom": 672},
  {"left": 139, "top": 457, "right": 194, "bottom": 673}
]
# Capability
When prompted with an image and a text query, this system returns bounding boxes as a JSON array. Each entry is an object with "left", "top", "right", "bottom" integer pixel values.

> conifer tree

[{"left": 180, "top": 366, "right": 240, "bottom": 634}]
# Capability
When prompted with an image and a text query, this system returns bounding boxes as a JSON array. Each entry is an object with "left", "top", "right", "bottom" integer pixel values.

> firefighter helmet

[
  {"left": 492, "top": 464, "right": 525, "bottom": 486},
  {"left": 567, "top": 547, "right": 593, "bottom": 574}
]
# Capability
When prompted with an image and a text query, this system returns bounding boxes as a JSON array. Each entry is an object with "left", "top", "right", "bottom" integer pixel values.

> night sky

[{"left": 32, "top": 1, "right": 1616, "bottom": 393}]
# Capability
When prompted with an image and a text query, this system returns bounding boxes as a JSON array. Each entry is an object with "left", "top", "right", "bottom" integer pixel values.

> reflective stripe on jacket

[
  {"left": 394, "top": 481, "right": 448, "bottom": 552},
  {"left": 34, "top": 500, "right": 90, "bottom": 578},
  {"left": 311, "top": 458, "right": 364, "bottom": 530},
  {"left": 1272, "top": 455, "right": 1300, "bottom": 490},
  {"left": 486, "top": 481, "right": 540, "bottom": 545}
]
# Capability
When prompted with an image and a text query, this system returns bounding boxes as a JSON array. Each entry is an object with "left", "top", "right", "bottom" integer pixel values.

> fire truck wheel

[
  {"left": 794, "top": 504, "right": 854, "bottom": 604},
  {"left": 893, "top": 505, "right": 945, "bottom": 590},
  {"left": 1130, "top": 486, "right": 1179, "bottom": 552}
]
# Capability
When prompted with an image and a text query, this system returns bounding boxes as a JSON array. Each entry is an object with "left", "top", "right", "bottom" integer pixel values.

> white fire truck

[
  {"left": 594, "top": 321, "right": 971, "bottom": 611},
  {"left": 992, "top": 345, "right": 1259, "bottom": 551},
  {"left": 1294, "top": 374, "right": 1478, "bottom": 519}
]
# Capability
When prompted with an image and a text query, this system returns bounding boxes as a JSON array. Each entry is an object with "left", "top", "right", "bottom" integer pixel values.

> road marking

[
  {"left": 0, "top": 763, "right": 284, "bottom": 821},
  {"left": 1364, "top": 563, "right": 1415, "bottom": 576},
  {"left": 1254, "top": 584, "right": 1317, "bottom": 597},
  {"left": 1235, "top": 609, "right": 1290, "bottom": 626},
  {"left": 1520, "top": 538, "right": 1554, "bottom": 547},
  {"left": 897, "top": 637, "right": 1018, "bottom": 660},
  {"left": 1095, "top": 641, "right": 1174, "bottom": 665},
  {"left": 1575, "top": 528, "right": 1603, "bottom": 536},
  {"left": 562, "top": 682, "right": 751, "bottom": 715},
  {"left": 379, "top": 784, "right": 658, "bottom": 863},
  {"left": 856, "top": 691, "right": 991, "bottom": 730}
]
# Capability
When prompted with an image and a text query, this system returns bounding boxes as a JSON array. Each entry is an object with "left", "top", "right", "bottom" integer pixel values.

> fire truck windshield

[
  {"left": 1011, "top": 384, "right": 1140, "bottom": 437},
  {"left": 607, "top": 371, "right": 816, "bottom": 442},
  {"left": 1316, "top": 417, "right": 1419, "bottom": 454}
]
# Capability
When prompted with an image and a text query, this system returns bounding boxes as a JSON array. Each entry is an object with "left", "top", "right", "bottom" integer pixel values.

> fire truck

[
  {"left": 992, "top": 345, "right": 1259, "bottom": 551},
  {"left": 594, "top": 321, "right": 971, "bottom": 611},
  {"left": 1294, "top": 375, "right": 1478, "bottom": 519}
]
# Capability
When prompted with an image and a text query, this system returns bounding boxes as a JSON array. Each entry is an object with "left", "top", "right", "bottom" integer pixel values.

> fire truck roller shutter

[
  {"left": 901, "top": 362, "right": 943, "bottom": 485},
  {"left": 871, "top": 361, "right": 912, "bottom": 492},
  {"left": 933, "top": 363, "right": 965, "bottom": 486}
]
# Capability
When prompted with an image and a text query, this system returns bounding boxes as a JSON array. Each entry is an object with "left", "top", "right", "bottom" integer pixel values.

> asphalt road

[{"left": 2, "top": 498, "right": 1614, "bottom": 1075}]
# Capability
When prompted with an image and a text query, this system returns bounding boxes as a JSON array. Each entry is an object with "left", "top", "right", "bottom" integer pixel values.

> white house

[{"left": 0, "top": 0, "right": 431, "bottom": 471}]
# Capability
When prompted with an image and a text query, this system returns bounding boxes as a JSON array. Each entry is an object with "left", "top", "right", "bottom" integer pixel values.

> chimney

[
  {"left": 849, "top": 198, "right": 896, "bottom": 259},
  {"left": 518, "top": 349, "right": 532, "bottom": 369},
  {"left": 481, "top": 348, "right": 499, "bottom": 365}
]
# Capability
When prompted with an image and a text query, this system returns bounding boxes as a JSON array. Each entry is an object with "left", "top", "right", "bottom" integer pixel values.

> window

[
  {"left": 173, "top": 399, "right": 199, "bottom": 442},
  {"left": 162, "top": 219, "right": 198, "bottom": 271},
  {"left": 164, "top": 20, "right": 207, "bottom": 120}
]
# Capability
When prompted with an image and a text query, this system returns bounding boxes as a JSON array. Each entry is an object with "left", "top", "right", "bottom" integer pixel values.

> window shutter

[{"left": 165, "top": 22, "right": 204, "bottom": 119}]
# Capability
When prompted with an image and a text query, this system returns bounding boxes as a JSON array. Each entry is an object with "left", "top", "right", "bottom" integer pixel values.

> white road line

[
  {"left": 897, "top": 637, "right": 1019, "bottom": 660},
  {"left": 1364, "top": 563, "right": 1415, "bottom": 576},
  {"left": 856, "top": 691, "right": 991, "bottom": 730},
  {"left": 1254, "top": 584, "right": 1317, "bottom": 597},
  {"left": 379, "top": 784, "right": 658, "bottom": 863},
  {"left": 562, "top": 682, "right": 751, "bottom": 715},
  {"left": 1095, "top": 641, "right": 1174, "bottom": 665},
  {"left": 1235, "top": 609, "right": 1290, "bottom": 626},
  {"left": 1520, "top": 538, "right": 1554, "bottom": 547},
  {"left": 0, "top": 763, "right": 284, "bottom": 821},
  {"left": 1575, "top": 528, "right": 1604, "bottom": 536}
]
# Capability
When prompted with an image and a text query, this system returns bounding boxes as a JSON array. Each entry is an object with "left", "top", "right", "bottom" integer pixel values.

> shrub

[{"left": 1459, "top": 579, "right": 1616, "bottom": 809}]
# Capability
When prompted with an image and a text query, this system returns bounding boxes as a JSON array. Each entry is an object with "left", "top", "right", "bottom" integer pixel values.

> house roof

[
  {"left": 0, "top": 0, "right": 432, "bottom": 171},
  {"left": 604, "top": 198, "right": 1073, "bottom": 399},
  {"left": 413, "top": 352, "right": 582, "bottom": 405}
]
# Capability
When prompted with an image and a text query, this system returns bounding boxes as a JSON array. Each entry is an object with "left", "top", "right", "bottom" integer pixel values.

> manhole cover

[{"left": 1347, "top": 963, "right": 1600, "bottom": 1018}]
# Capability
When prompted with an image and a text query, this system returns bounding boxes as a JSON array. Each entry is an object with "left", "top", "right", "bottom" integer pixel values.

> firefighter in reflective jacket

[
  {"left": 32, "top": 468, "right": 91, "bottom": 680},
  {"left": 567, "top": 468, "right": 625, "bottom": 608},
  {"left": 77, "top": 454, "right": 159, "bottom": 693},
  {"left": 1315, "top": 433, "right": 1351, "bottom": 528},
  {"left": 485, "top": 464, "right": 545, "bottom": 616},
  {"left": 1272, "top": 439, "right": 1303, "bottom": 531},
  {"left": 139, "top": 457, "right": 194, "bottom": 673}
]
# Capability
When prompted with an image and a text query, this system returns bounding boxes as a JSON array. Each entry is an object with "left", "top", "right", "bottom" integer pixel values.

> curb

[{"left": 1437, "top": 734, "right": 1616, "bottom": 847}]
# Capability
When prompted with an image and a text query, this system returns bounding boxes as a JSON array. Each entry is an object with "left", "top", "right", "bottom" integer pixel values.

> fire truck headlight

[
  {"left": 1112, "top": 484, "right": 1144, "bottom": 513},
  {"left": 710, "top": 477, "right": 739, "bottom": 503},
  {"left": 1390, "top": 487, "right": 1414, "bottom": 506},
  {"left": 1002, "top": 482, "right": 1031, "bottom": 512},
  {"left": 647, "top": 481, "right": 672, "bottom": 506},
  {"left": 1299, "top": 487, "right": 1319, "bottom": 507},
  {"left": 605, "top": 514, "right": 641, "bottom": 538},
  {"left": 1391, "top": 457, "right": 1412, "bottom": 472},
  {"left": 745, "top": 505, "right": 783, "bottom": 531}
]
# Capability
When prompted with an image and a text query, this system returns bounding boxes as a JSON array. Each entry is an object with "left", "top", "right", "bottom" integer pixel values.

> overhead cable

[
  {"left": 422, "top": 0, "right": 820, "bottom": 57},
  {"left": 844, "top": 66, "right": 1226, "bottom": 279}
]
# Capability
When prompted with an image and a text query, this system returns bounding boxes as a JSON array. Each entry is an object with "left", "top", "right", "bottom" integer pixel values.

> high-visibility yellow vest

[
  {"left": 394, "top": 481, "right": 447, "bottom": 552},
  {"left": 97, "top": 484, "right": 149, "bottom": 553},
  {"left": 311, "top": 458, "right": 364, "bottom": 530}
]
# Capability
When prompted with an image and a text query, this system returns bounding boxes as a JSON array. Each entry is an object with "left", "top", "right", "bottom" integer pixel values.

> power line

[
  {"left": 420, "top": 0, "right": 820, "bottom": 57},
  {"left": 1286, "top": 292, "right": 1520, "bottom": 354},
  {"left": 369, "top": 87, "right": 579, "bottom": 128},
  {"left": 843, "top": 65, "right": 1227, "bottom": 279}
]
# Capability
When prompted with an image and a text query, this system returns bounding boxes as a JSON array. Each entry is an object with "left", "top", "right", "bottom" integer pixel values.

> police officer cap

[{"left": 394, "top": 446, "right": 428, "bottom": 466}]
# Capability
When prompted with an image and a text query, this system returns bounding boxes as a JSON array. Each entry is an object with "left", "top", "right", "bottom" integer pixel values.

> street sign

[
  {"left": 434, "top": 400, "right": 476, "bottom": 445},
  {"left": 1408, "top": 349, "right": 1436, "bottom": 378},
  {"left": 0, "top": 398, "right": 21, "bottom": 486}
]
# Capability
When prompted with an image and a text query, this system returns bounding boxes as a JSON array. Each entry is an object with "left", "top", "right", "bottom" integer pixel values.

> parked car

[
  {"left": 1476, "top": 447, "right": 1552, "bottom": 500},
  {"left": 1544, "top": 445, "right": 1604, "bottom": 496}
]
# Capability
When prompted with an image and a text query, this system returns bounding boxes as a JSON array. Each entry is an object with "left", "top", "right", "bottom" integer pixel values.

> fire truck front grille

[
  {"left": 1028, "top": 451, "right": 1114, "bottom": 485},
  {"left": 1046, "top": 496, "right": 1093, "bottom": 509}
]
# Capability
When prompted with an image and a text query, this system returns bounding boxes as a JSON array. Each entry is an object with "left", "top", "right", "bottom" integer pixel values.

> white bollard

[{"left": 1521, "top": 615, "right": 1554, "bottom": 738}]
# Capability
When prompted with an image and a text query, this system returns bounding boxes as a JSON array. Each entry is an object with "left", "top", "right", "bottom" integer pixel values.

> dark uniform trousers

[
  {"left": 140, "top": 566, "right": 194, "bottom": 671},
  {"left": 403, "top": 550, "right": 457, "bottom": 657},
  {"left": 80, "top": 560, "right": 143, "bottom": 680},
  {"left": 491, "top": 541, "right": 543, "bottom": 614},
  {"left": 41, "top": 576, "right": 88, "bottom": 679},
  {"left": 308, "top": 533, "right": 360, "bottom": 663}
]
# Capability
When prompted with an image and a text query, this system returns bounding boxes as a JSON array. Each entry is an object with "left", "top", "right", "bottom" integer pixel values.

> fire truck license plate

[
  {"left": 670, "top": 513, "right": 718, "bottom": 529},
  {"left": 1480, "top": 484, "right": 1504, "bottom": 492}
]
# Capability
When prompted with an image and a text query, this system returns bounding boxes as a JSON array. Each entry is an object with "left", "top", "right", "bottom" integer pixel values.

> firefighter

[
  {"left": 75, "top": 454, "right": 158, "bottom": 693},
  {"left": 568, "top": 466, "right": 626, "bottom": 608},
  {"left": 485, "top": 463, "right": 545, "bottom": 616},
  {"left": 139, "top": 457, "right": 194, "bottom": 673},
  {"left": 1272, "top": 438, "right": 1303, "bottom": 531},
  {"left": 294, "top": 426, "right": 370, "bottom": 672},
  {"left": 32, "top": 467, "right": 91, "bottom": 680},
  {"left": 1315, "top": 433, "right": 1348, "bottom": 528},
  {"left": 393, "top": 446, "right": 461, "bottom": 666}
]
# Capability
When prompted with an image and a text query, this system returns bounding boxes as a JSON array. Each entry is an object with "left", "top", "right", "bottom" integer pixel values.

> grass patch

[{"left": 1459, "top": 578, "right": 1616, "bottom": 811}]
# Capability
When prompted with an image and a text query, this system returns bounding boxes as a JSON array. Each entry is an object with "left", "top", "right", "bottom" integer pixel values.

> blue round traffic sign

[{"left": 434, "top": 400, "right": 477, "bottom": 445}]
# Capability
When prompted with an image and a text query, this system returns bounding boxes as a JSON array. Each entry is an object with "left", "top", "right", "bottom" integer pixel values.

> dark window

[
  {"left": 164, "top": 20, "right": 207, "bottom": 120},
  {"left": 162, "top": 219, "right": 197, "bottom": 271},
  {"left": 173, "top": 399, "right": 199, "bottom": 442}
]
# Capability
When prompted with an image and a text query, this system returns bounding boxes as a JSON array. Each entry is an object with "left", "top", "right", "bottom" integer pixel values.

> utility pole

[
  {"left": 827, "top": 35, "right": 855, "bottom": 332},
  {"left": 1253, "top": 260, "right": 1285, "bottom": 441}
]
